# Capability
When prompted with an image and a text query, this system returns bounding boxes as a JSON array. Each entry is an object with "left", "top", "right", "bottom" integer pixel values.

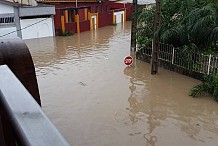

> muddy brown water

[{"left": 25, "top": 22, "right": 218, "bottom": 146}]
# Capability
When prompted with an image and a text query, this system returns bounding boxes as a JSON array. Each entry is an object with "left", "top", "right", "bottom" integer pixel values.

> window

[
  {"left": 95, "top": 5, "right": 98, "bottom": 13},
  {"left": 101, "top": 5, "right": 104, "bottom": 12},
  {"left": 106, "top": 4, "right": 108, "bottom": 11},
  {"left": 0, "top": 17, "right": 14, "bottom": 24}
]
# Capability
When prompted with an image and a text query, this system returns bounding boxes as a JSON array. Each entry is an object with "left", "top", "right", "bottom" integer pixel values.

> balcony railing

[{"left": 0, "top": 65, "right": 70, "bottom": 146}]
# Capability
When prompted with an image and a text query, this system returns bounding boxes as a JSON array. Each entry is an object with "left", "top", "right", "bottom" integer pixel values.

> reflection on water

[{"left": 25, "top": 22, "right": 218, "bottom": 146}]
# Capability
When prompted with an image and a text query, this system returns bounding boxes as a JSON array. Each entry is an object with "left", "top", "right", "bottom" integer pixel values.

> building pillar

[
  {"left": 112, "top": 11, "right": 116, "bottom": 24},
  {"left": 84, "top": 8, "right": 88, "bottom": 20},
  {"left": 87, "top": 7, "right": 91, "bottom": 20},
  {"left": 124, "top": 8, "right": 126, "bottom": 22},
  {"left": 74, "top": 9, "right": 77, "bottom": 22},
  {"left": 64, "top": 10, "right": 68, "bottom": 23},
  {"left": 88, "top": 12, "right": 93, "bottom": 30},
  {"left": 61, "top": 10, "right": 65, "bottom": 33},
  {"left": 96, "top": 13, "right": 99, "bottom": 29},
  {"left": 76, "top": 14, "right": 80, "bottom": 33}
]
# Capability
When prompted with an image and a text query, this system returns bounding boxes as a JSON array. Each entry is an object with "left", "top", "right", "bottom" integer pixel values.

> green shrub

[
  {"left": 60, "top": 31, "right": 72, "bottom": 36},
  {"left": 110, "top": 23, "right": 117, "bottom": 26},
  {"left": 190, "top": 73, "right": 218, "bottom": 101}
]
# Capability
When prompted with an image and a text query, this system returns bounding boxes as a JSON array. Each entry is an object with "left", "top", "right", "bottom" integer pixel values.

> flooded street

[{"left": 25, "top": 22, "right": 218, "bottom": 146}]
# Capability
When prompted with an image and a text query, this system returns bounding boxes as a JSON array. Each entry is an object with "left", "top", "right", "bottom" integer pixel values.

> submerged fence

[{"left": 136, "top": 43, "right": 218, "bottom": 79}]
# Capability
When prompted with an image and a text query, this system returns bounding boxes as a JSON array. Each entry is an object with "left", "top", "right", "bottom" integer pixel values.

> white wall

[
  {"left": 20, "top": 17, "right": 54, "bottom": 40},
  {"left": 114, "top": 11, "right": 124, "bottom": 24},
  {"left": 91, "top": 15, "right": 97, "bottom": 29},
  {"left": 0, "top": 3, "right": 14, "bottom": 14},
  {"left": 0, "top": 27, "right": 17, "bottom": 38}
]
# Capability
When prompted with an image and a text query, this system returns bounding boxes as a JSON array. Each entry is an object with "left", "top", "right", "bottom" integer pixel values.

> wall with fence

[{"left": 136, "top": 43, "right": 218, "bottom": 80}]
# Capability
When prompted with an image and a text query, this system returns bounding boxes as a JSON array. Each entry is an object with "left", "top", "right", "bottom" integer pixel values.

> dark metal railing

[{"left": 0, "top": 65, "right": 70, "bottom": 146}]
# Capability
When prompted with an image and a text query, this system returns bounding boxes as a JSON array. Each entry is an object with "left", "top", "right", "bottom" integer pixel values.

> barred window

[{"left": 0, "top": 17, "right": 14, "bottom": 24}]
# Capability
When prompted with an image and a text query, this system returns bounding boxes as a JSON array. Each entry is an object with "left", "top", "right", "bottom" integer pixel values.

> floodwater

[{"left": 25, "top": 22, "right": 218, "bottom": 146}]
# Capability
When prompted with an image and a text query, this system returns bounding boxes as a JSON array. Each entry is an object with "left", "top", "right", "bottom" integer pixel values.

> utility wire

[{"left": 0, "top": 16, "right": 52, "bottom": 38}]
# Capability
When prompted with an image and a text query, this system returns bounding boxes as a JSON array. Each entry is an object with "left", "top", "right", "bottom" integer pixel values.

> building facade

[
  {"left": 40, "top": 0, "right": 133, "bottom": 34},
  {"left": 0, "top": 0, "right": 55, "bottom": 39}
]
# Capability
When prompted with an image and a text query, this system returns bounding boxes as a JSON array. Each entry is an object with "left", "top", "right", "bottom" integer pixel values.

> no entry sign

[{"left": 124, "top": 56, "right": 133, "bottom": 66}]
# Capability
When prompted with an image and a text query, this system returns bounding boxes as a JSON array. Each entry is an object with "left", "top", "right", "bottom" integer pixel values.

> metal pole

[
  {"left": 76, "top": 0, "right": 78, "bottom": 8},
  {"left": 151, "top": 0, "right": 161, "bottom": 74},
  {"left": 130, "top": 0, "right": 137, "bottom": 51},
  {"left": 172, "top": 47, "right": 175, "bottom": 64},
  {"left": 207, "top": 54, "right": 212, "bottom": 75}
]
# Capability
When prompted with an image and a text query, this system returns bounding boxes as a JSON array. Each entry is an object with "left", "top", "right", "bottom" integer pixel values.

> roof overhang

[{"left": 19, "top": 4, "right": 55, "bottom": 17}]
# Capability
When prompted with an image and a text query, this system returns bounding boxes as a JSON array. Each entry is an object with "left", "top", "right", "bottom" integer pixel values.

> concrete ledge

[
  {"left": 19, "top": 5, "right": 55, "bottom": 17},
  {"left": 0, "top": 13, "right": 15, "bottom": 18}
]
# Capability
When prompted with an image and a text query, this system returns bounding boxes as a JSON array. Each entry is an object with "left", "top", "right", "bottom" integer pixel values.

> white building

[
  {"left": 115, "top": 0, "right": 155, "bottom": 5},
  {"left": 0, "top": 0, "right": 55, "bottom": 40}
]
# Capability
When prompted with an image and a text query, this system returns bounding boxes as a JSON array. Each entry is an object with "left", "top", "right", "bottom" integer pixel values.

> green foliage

[
  {"left": 110, "top": 23, "right": 117, "bottom": 26},
  {"left": 136, "top": 6, "right": 155, "bottom": 49},
  {"left": 190, "top": 73, "right": 218, "bottom": 101},
  {"left": 60, "top": 31, "right": 72, "bottom": 36},
  {"left": 56, "top": 29, "right": 75, "bottom": 36},
  {"left": 136, "top": 32, "right": 152, "bottom": 48},
  {"left": 161, "top": 1, "right": 218, "bottom": 52},
  {"left": 136, "top": 0, "right": 218, "bottom": 53}
]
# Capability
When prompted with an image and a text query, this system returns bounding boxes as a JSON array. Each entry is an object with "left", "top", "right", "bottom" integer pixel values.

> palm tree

[
  {"left": 161, "top": 3, "right": 218, "bottom": 53},
  {"left": 136, "top": 0, "right": 218, "bottom": 53}
]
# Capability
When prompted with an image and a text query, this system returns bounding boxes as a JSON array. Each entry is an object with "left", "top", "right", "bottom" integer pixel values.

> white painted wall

[
  {"left": 20, "top": 18, "right": 54, "bottom": 40},
  {"left": 0, "top": 3, "right": 14, "bottom": 14},
  {"left": 0, "top": 27, "right": 17, "bottom": 38},
  {"left": 114, "top": 11, "right": 124, "bottom": 24}
]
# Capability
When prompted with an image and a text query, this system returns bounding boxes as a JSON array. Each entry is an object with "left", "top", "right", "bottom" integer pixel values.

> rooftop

[{"left": 0, "top": 0, "right": 38, "bottom": 6}]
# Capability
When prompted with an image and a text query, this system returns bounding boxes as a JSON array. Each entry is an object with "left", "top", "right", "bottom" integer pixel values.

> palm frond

[
  {"left": 190, "top": 84, "right": 208, "bottom": 97},
  {"left": 209, "top": 27, "right": 218, "bottom": 41},
  {"left": 160, "top": 26, "right": 186, "bottom": 46},
  {"left": 212, "top": 88, "right": 218, "bottom": 101}
]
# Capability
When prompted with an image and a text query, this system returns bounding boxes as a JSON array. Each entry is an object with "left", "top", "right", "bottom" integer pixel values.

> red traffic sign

[{"left": 124, "top": 56, "right": 133, "bottom": 66}]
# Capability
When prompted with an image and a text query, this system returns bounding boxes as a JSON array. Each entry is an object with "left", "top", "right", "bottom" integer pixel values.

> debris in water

[{"left": 79, "top": 82, "right": 86, "bottom": 86}]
